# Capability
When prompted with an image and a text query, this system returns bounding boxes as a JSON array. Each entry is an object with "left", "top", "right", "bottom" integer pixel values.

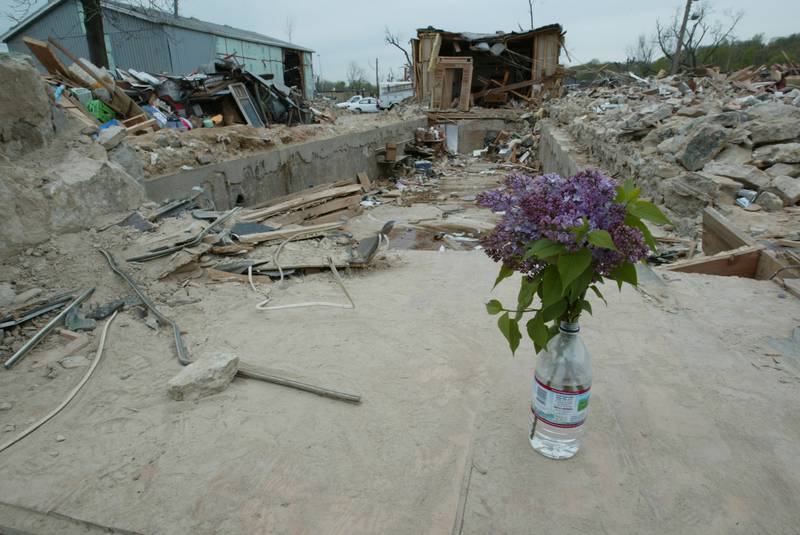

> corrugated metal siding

[
  {"left": 103, "top": 10, "right": 170, "bottom": 73},
  {"left": 164, "top": 26, "right": 215, "bottom": 74},
  {"left": 215, "top": 36, "right": 284, "bottom": 81},
  {"left": 5, "top": 0, "right": 89, "bottom": 72}
]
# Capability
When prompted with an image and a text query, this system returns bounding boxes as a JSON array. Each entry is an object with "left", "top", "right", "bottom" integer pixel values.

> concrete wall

[
  {"left": 538, "top": 120, "right": 595, "bottom": 178},
  {"left": 144, "top": 117, "right": 426, "bottom": 209}
]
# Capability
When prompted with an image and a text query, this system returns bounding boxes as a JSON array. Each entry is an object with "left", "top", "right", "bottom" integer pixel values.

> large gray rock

[
  {"left": 701, "top": 162, "right": 770, "bottom": 190},
  {"left": 676, "top": 124, "right": 729, "bottom": 171},
  {"left": 753, "top": 143, "right": 800, "bottom": 165},
  {"left": 98, "top": 125, "right": 127, "bottom": 150},
  {"left": 167, "top": 352, "right": 239, "bottom": 401},
  {"left": 696, "top": 173, "right": 740, "bottom": 206},
  {"left": 768, "top": 176, "right": 800, "bottom": 205},
  {"left": 756, "top": 191, "right": 784, "bottom": 212},
  {"left": 714, "top": 144, "right": 752, "bottom": 165},
  {"left": 659, "top": 173, "right": 717, "bottom": 216},
  {"left": 748, "top": 119, "right": 800, "bottom": 146},
  {"left": 108, "top": 143, "right": 145, "bottom": 184},
  {"left": 0, "top": 54, "right": 54, "bottom": 159},
  {"left": 765, "top": 163, "right": 800, "bottom": 178}
]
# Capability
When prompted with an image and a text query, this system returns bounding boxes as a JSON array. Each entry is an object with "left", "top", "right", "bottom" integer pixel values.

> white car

[
  {"left": 349, "top": 97, "right": 381, "bottom": 113},
  {"left": 336, "top": 95, "right": 363, "bottom": 109}
]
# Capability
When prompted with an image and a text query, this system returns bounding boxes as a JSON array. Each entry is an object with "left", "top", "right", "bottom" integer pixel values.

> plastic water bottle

[{"left": 529, "top": 321, "right": 592, "bottom": 460}]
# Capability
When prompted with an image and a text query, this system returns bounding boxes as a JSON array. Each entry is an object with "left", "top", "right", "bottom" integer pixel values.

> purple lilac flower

[{"left": 477, "top": 170, "right": 650, "bottom": 277}]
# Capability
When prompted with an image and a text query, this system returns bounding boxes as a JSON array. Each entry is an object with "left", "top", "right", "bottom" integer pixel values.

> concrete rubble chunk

[
  {"left": 13, "top": 288, "right": 42, "bottom": 305},
  {"left": 59, "top": 355, "right": 91, "bottom": 369},
  {"left": 659, "top": 173, "right": 716, "bottom": 216},
  {"left": 0, "top": 283, "right": 15, "bottom": 308},
  {"left": 765, "top": 163, "right": 800, "bottom": 178},
  {"left": 714, "top": 144, "right": 752, "bottom": 165},
  {"left": 0, "top": 401, "right": 12, "bottom": 411},
  {"left": 98, "top": 125, "right": 127, "bottom": 150},
  {"left": 701, "top": 162, "right": 770, "bottom": 190},
  {"left": 0, "top": 54, "right": 54, "bottom": 159},
  {"left": 753, "top": 143, "right": 800, "bottom": 165},
  {"left": 748, "top": 119, "right": 800, "bottom": 146},
  {"left": 167, "top": 352, "right": 239, "bottom": 401},
  {"left": 676, "top": 124, "right": 729, "bottom": 171},
  {"left": 767, "top": 175, "right": 800, "bottom": 205},
  {"left": 696, "top": 173, "right": 740, "bottom": 206},
  {"left": 756, "top": 191, "right": 784, "bottom": 211},
  {"left": 109, "top": 144, "right": 145, "bottom": 184}
]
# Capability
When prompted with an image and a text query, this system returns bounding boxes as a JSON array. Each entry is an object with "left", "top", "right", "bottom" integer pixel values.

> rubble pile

[
  {"left": 0, "top": 54, "right": 146, "bottom": 257},
  {"left": 545, "top": 66, "right": 800, "bottom": 234}
]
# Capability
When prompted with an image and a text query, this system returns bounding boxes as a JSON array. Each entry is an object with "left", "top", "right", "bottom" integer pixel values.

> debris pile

[
  {"left": 544, "top": 65, "right": 800, "bottom": 234},
  {"left": 26, "top": 36, "right": 324, "bottom": 138},
  {"left": 0, "top": 53, "right": 146, "bottom": 257}
]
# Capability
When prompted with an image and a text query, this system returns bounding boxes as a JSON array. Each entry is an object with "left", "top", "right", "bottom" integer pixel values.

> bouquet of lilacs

[{"left": 478, "top": 169, "right": 670, "bottom": 354}]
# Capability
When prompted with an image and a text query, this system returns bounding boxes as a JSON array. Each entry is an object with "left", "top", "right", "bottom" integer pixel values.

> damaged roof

[
  {"left": 1, "top": 0, "right": 314, "bottom": 53},
  {"left": 417, "top": 24, "right": 563, "bottom": 42}
]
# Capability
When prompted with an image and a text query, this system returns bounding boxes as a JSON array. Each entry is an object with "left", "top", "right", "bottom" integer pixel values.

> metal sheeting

[
  {"left": 215, "top": 36, "right": 285, "bottom": 82},
  {"left": 104, "top": 9, "right": 170, "bottom": 73},
  {"left": 164, "top": 25, "right": 215, "bottom": 75},
  {"left": 5, "top": 0, "right": 89, "bottom": 71}
]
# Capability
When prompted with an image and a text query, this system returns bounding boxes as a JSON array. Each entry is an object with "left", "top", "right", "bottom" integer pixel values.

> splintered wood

[{"left": 239, "top": 182, "right": 364, "bottom": 225}]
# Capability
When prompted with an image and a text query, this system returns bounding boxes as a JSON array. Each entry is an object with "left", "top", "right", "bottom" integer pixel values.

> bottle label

[{"left": 532, "top": 376, "right": 590, "bottom": 428}]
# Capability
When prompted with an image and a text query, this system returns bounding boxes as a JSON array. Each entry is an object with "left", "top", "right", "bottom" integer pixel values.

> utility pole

[
  {"left": 375, "top": 57, "right": 380, "bottom": 99},
  {"left": 173, "top": 0, "right": 179, "bottom": 16},
  {"left": 528, "top": 0, "right": 534, "bottom": 30},
  {"left": 671, "top": 0, "right": 693, "bottom": 74}
]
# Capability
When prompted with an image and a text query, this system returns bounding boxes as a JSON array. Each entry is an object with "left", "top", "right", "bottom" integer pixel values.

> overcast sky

[{"left": 1, "top": 0, "right": 798, "bottom": 80}]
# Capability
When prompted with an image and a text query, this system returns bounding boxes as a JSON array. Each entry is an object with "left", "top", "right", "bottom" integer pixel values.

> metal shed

[{"left": 1, "top": 0, "right": 315, "bottom": 99}]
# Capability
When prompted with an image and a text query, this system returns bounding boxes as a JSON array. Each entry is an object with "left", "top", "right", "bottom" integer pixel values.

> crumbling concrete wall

[
  {"left": 0, "top": 54, "right": 146, "bottom": 258},
  {"left": 144, "top": 118, "right": 426, "bottom": 208}
]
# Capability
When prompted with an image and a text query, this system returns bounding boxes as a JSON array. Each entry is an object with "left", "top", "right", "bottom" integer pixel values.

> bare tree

[
  {"left": 346, "top": 61, "right": 366, "bottom": 88},
  {"left": 384, "top": 27, "right": 412, "bottom": 74},
  {"left": 626, "top": 34, "right": 655, "bottom": 72},
  {"left": 656, "top": 3, "right": 743, "bottom": 71},
  {"left": 526, "top": 0, "right": 534, "bottom": 30},
  {"left": 4, "top": 0, "right": 38, "bottom": 24},
  {"left": 284, "top": 15, "right": 295, "bottom": 43}
]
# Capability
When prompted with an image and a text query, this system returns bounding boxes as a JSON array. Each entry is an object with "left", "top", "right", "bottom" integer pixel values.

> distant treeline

[{"left": 569, "top": 33, "right": 800, "bottom": 82}]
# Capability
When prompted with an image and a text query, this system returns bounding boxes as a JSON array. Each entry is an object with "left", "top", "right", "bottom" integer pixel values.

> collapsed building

[{"left": 412, "top": 24, "right": 564, "bottom": 110}]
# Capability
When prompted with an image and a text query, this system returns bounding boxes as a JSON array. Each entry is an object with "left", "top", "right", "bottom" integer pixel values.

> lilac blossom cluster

[{"left": 477, "top": 170, "right": 650, "bottom": 277}]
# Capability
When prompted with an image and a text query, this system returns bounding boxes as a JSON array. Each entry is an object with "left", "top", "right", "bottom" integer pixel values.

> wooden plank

[
  {"left": 310, "top": 206, "right": 362, "bottom": 225},
  {"left": 23, "top": 37, "right": 77, "bottom": 83},
  {"left": 472, "top": 78, "right": 538, "bottom": 99},
  {"left": 701, "top": 207, "right": 755, "bottom": 255},
  {"left": 247, "top": 180, "right": 355, "bottom": 211},
  {"left": 356, "top": 172, "right": 372, "bottom": 191},
  {"left": 207, "top": 268, "right": 271, "bottom": 284},
  {"left": 755, "top": 249, "right": 787, "bottom": 280},
  {"left": 238, "top": 221, "right": 345, "bottom": 245},
  {"left": 240, "top": 184, "right": 364, "bottom": 222},
  {"left": 126, "top": 118, "right": 156, "bottom": 134},
  {"left": 666, "top": 245, "right": 763, "bottom": 278},
  {"left": 303, "top": 194, "right": 361, "bottom": 221},
  {"left": 48, "top": 37, "right": 145, "bottom": 120}
]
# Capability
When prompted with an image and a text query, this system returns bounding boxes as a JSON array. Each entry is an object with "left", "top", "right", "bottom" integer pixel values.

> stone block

[
  {"left": 701, "top": 162, "right": 770, "bottom": 190},
  {"left": 768, "top": 175, "right": 800, "bottom": 205},
  {"left": 753, "top": 143, "right": 800, "bottom": 165},
  {"left": 676, "top": 124, "right": 729, "bottom": 171},
  {"left": 167, "top": 352, "right": 239, "bottom": 401},
  {"left": 756, "top": 191, "right": 784, "bottom": 211}
]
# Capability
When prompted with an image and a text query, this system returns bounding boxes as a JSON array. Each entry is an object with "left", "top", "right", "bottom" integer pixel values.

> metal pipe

[
  {"left": 3, "top": 288, "right": 95, "bottom": 369},
  {"left": 99, "top": 250, "right": 190, "bottom": 365}
]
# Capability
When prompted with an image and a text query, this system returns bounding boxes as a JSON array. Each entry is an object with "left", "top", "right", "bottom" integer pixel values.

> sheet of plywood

[
  {"left": 701, "top": 207, "right": 754, "bottom": 255},
  {"left": 666, "top": 245, "right": 763, "bottom": 278}
]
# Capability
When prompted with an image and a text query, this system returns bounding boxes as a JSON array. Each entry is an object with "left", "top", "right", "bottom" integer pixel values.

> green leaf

[
  {"left": 557, "top": 249, "right": 593, "bottom": 292},
  {"left": 587, "top": 229, "right": 617, "bottom": 251},
  {"left": 589, "top": 284, "right": 607, "bottom": 305},
  {"left": 608, "top": 262, "right": 638, "bottom": 290},
  {"left": 498, "top": 312, "right": 522, "bottom": 354},
  {"left": 569, "top": 217, "right": 590, "bottom": 242},
  {"left": 566, "top": 265, "right": 593, "bottom": 302},
  {"left": 523, "top": 238, "right": 556, "bottom": 260},
  {"left": 540, "top": 266, "right": 563, "bottom": 309},
  {"left": 580, "top": 300, "right": 593, "bottom": 315},
  {"left": 526, "top": 315, "right": 550, "bottom": 354},
  {"left": 485, "top": 299, "right": 503, "bottom": 315},
  {"left": 541, "top": 299, "right": 568, "bottom": 322},
  {"left": 625, "top": 213, "right": 657, "bottom": 252},
  {"left": 533, "top": 242, "right": 566, "bottom": 260},
  {"left": 615, "top": 178, "right": 641, "bottom": 204},
  {"left": 493, "top": 264, "right": 513, "bottom": 289},
  {"left": 628, "top": 200, "right": 671, "bottom": 226},
  {"left": 515, "top": 277, "right": 540, "bottom": 319}
]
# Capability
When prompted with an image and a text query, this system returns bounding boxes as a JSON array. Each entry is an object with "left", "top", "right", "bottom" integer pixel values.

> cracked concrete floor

[{"left": 1, "top": 247, "right": 799, "bottom": 534}]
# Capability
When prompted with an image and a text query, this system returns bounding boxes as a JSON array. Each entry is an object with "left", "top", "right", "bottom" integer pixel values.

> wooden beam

[
  {"left": 666, "top": 245, "right": 763, "bottom": 278},
  {"left": 701, "top": 207, "right": 755, "bottom": 255},
  {"left": 238, "top": 221, "right": 345, "bottom": 245},
  {"left": 240, "top": 184, "right": 363, "bottom": 222}
]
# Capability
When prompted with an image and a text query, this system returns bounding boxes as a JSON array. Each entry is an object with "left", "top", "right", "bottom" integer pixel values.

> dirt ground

[{"left": 1, "top": 156, "right": 800, "bottom": 534}]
